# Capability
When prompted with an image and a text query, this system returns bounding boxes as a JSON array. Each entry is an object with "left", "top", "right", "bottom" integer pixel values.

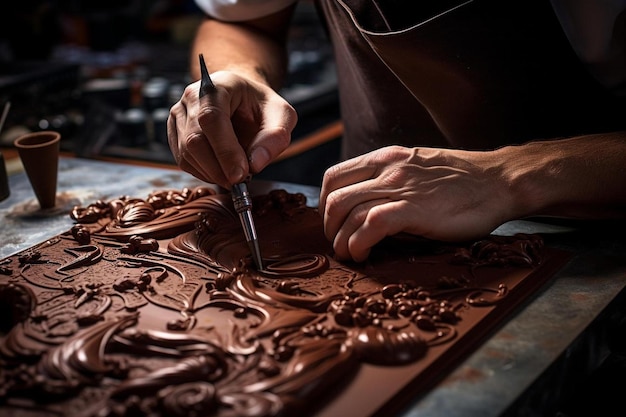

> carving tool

[{"left": 198, "top": 54, "right": 264, "bottom": 270}]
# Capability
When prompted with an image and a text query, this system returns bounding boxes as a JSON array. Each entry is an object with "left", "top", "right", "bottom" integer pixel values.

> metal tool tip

[{"left": 250, "top": 239, "right": 263, "bottom": 271}]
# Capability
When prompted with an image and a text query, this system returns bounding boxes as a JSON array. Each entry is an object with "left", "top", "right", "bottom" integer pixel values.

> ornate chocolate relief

[{"left": 0, "top": 188, "right": 559, "bottom": 417}]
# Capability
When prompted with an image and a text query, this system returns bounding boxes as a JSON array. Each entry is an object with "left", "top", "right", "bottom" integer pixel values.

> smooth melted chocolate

[{"left": 0, "top": 187, "right": 569, "bottom": 417}]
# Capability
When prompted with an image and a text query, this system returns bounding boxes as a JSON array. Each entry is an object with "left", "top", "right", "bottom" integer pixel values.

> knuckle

[
  {"left": 182, "top": 84, "right": 198, "bottom": 101},
  {"left": 185, "top": 132, "right": 206, "bottom": 151},
  {"left": 380, "top": 168, "right": 406, "bottom": 188},
  {"left": 324, "top": 190, "right": 345, "bottom": 217},
  {"left": 326, "top": 163, "right": 342, "bottom": 176},
  {"left": 270, "top": 127, "right": 291, "bottom": 149},
  {"left": 324, "top": 164, "right": 342, "bottom": 182},
  {"left": 346, "top": 205, "right": 372, "bottom": 234},
  {"left": 169, "top": 101, "right": 182, "bottom": 114},
  {"left": 363, "top": 206, "right": 387, "bottom": 229},
  {"left": 198, "top": 105, "right": 225, "bottom": 125}
]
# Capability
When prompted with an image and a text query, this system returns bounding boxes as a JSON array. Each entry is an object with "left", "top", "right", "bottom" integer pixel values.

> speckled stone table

[{"left": 1, "top": 157, "right": 625, "bottom": 416}]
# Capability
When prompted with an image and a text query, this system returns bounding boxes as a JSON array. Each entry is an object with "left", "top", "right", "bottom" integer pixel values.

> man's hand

[
  {"left": 319, "top": 145, "right": 513, "bottom": 262},
  {"left": 167, "top": 70, "right": 297, "bottom": 189}
]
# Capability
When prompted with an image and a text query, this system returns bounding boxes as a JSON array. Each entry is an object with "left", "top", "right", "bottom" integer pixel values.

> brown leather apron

[{"left": 314, "top": 0, "right": 626, "bottom": 159}]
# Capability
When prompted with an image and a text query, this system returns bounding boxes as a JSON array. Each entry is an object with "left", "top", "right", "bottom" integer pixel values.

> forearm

[
  {"left": 190, "top": 15, "right": 292, "bottom": 89},
  {"left": 497, "top": 132, "right": 626, "bottom": 220}
]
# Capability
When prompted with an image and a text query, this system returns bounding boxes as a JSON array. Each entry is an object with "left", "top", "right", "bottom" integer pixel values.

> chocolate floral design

[{"left": 0, "top": 188, "right": 560, "bottom": 417}]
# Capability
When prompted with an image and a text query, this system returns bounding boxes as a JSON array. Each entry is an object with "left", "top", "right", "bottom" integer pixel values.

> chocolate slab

[{"left": 0, "top": 187, "right": 570, "bottom": 417}]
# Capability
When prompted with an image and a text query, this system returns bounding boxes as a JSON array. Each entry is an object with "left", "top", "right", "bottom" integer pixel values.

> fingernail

[
  {"left": 229, "top": 166, "right": 245, "bottom": 184},
  {"left": 250, "top": 147, "right": 270, "bottom": 170}
]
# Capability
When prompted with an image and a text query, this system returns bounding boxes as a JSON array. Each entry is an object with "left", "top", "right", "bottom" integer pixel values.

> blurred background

[{"left": 0, "top": 0, "right": 340, "bottom": 185}]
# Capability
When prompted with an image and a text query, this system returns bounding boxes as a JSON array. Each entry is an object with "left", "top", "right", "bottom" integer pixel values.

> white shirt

[{"left": 194, "top": 0, "right": 297, "bottom": 21}]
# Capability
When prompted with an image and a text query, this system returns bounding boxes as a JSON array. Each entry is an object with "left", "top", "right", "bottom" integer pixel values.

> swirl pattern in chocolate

[{"left": 0, "top": 188, "right": 569, "bottom": 417}]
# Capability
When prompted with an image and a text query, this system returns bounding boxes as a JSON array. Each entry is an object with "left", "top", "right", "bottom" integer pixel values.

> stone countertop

[{"left": 1, "top": 157, "right": 625, "bottom": 416}]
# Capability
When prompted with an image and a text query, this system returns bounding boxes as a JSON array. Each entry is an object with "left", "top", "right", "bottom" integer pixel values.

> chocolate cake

[{"left": 0, "top": 187, "right": 569, "bottom": 417}]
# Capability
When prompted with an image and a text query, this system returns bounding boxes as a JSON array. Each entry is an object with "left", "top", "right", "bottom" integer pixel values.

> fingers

[
  {"left": 320, "top": 148, "right": 406, "bottom": 243},
  {"left": 322, "top": 177, "right": 390, "bottom": 243},
  {"left": 197, "top": 94, "right": 249, "bottom": 184},
  {"left": 184, "top": 132, "right": 231, "bottom": 186},
  {"left": 320, "top": 145, "right": 510, "bottom": 262},
  {"left": 200, "top": 75, "right": 296, "bottom": 181},
  {"left": 320, "top": 146, "right": 425, "bottom": 261},
  {"left": 168, "top": 92, "right": 230, "bottom": 186},
  {"left": 248, "top": 97, "right": 297, "bottom": 172},
  {"left": 322, "top": 170, "right": 406, "bottom": 262},
  {"left": 320, "top": 159, "right": 377, "bottom": 215},
  {"left": 168, "top": 74, "right": 297, "bottom": 188},
  {"left": 167, "top": 102, "right": 204, "bottom": 181},
  {"left": 332, "top": 199, "right": 409, "bottom": 262}
]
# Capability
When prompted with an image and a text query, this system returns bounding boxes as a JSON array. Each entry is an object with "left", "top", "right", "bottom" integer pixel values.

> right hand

[{"left": 167, "top": 70, "right": 297, "bottom": 189}]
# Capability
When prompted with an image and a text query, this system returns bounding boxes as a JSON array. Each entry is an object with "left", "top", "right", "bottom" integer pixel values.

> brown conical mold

[{"left": 14, "top": 131, "right": 61, "bottom": 209}]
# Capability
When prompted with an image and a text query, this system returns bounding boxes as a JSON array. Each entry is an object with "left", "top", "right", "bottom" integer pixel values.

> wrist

[{"left": 495, "top": 140, "right": 573, "bottom": 219}]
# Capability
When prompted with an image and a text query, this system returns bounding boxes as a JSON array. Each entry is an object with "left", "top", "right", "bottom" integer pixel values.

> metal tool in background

[{"left": 198, "top": 53, "right": 264, "bottom": 270}]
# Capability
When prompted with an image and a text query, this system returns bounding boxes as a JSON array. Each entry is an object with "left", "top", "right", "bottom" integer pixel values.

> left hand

[{"left": 319, "top": 145, "right": 514, "bottom": 262}]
